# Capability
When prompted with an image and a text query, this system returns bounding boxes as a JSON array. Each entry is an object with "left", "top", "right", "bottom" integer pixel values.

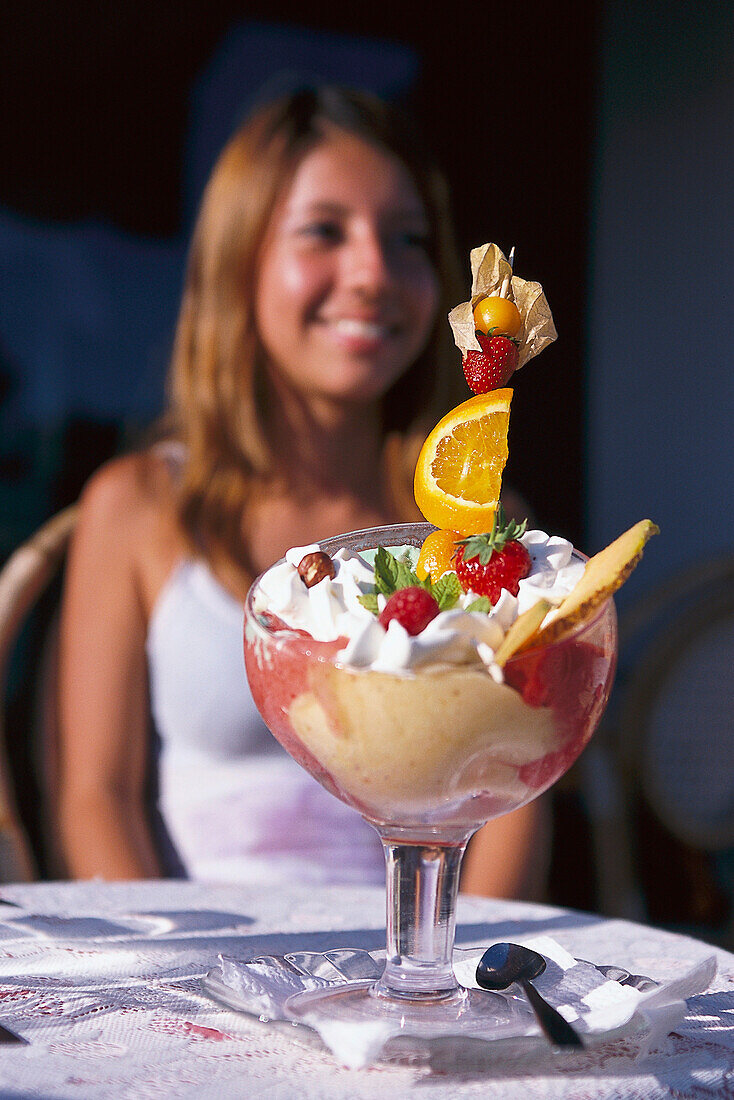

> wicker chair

[
  {"left": 0, "top": 506, "right": 78, "bottom": 882},
  {"left": 581, "top": 552, "right": 734, "bottom": 944}
]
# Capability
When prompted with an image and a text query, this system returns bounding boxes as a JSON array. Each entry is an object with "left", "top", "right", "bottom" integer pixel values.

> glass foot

[{"left": 286, "top": 979, "right": 532, "bottom": 1050}]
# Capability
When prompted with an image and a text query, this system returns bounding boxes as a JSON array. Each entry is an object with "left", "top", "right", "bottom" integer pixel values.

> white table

[{"left": 0, "top": 879, "right": 731, "bottom": 1098}]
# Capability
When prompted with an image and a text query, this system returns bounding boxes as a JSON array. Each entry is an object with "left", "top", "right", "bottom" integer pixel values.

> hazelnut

[{"left": 297, "top": 551, "right": 335, "bottom": 588}]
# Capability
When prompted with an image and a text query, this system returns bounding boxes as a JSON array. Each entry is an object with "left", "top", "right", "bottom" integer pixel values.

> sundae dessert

[
  {"left": 247, "top": 521, "right": 615, "bottom": 832},
  {"left": 243, "top": 243, "right": 657, "bottom": 1030},
  {"left": 245, "top": 243, "right": 657, "bottom": 837}
]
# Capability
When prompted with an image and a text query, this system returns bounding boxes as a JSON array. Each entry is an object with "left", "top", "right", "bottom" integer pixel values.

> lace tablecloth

[{"left": 0, "top": 879, "right": 731, "bottom": 1098}]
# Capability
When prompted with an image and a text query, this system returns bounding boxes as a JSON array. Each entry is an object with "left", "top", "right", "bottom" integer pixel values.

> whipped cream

[{"left": 254, "top": 532, "right": 584, "bottom": 676}]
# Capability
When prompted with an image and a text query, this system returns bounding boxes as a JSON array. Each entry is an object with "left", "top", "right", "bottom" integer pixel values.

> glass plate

[{"left": 200, "top": 945, "right": 668, "bottom": 1067}]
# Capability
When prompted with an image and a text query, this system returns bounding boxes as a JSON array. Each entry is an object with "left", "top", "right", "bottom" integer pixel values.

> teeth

[{"left": 333, "top": 319, "right": 388, "bottom": 339}]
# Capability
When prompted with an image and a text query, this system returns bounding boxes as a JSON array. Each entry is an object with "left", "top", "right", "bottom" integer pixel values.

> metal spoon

[{"left": 476, "top": 942, "right": 583, "bottom": 1048}]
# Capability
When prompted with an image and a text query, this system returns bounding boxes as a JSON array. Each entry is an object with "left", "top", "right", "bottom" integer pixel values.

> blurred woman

[{"left": 57, "top": 86, "right": 546, "bottom": 895}]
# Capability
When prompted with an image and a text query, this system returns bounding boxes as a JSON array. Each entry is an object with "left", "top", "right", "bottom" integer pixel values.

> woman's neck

[{"left": 265, "top": 380, "right": 385, "bottom": 503}]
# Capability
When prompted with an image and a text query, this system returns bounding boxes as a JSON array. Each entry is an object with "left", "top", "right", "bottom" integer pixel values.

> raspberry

[{"left": 379, "top": 586, "right": 439, "bottom": 636}]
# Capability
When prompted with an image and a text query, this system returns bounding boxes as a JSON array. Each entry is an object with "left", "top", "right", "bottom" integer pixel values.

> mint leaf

[
  {"left": 357, "top": 592, "right": 380, "bottom": 614},
  {"left": 373, "top": 546, "right": 400, "bottom": 596},
  {"left": 432, "top": 572, "right": 462, "bottom": 611},
  {"left": 395, "top": 557, "right": 420, "bottom": 590},
  {"left": 466, "top": 596, "right": 492, "bottom": 614},
  {"left": 372, "top": 545, "right": 424, "bottom": 596}
]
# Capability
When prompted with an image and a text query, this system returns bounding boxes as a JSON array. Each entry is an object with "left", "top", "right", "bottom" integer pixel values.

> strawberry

[
  {"left": 379, "top": 586, "right": 439, "bottom": 636},
  {"left": 462, "top": 331, "right": 519, "bottom": 394},
  {"left": 453, "top": 506, "right": 531, "bottom": 603}
]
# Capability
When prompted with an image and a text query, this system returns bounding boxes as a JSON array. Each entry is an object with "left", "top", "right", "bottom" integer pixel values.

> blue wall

[{"left": 587, "top": 1, "right": 734, "bottom": 607}]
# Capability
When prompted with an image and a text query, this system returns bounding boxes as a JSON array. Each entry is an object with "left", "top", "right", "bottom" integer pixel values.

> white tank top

[{"left": 145, "top": 556, "right": 385, "bottom": 885}]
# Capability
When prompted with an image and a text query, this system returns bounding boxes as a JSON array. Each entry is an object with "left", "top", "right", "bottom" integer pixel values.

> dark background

[{"left": 1, "top": 0, "right": 600, "bottom": 545}]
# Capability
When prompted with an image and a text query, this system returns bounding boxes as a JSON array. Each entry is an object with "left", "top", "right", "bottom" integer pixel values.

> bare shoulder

[
  {"left": 77, "top": 449, "right": 176, "bottom": 530},
  {"left": 72, "top": 450, "right": 186, "bottom": 608}
]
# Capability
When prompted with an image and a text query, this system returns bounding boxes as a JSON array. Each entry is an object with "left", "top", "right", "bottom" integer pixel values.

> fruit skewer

[{"left": 409, "top": 241, "right": 657, "bottom": 661}]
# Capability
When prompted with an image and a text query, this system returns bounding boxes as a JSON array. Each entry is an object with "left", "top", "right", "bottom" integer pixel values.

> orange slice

[
  {"left": 414, "top": 390, "right": 512, "bottom": 535},
  {"left": 416, "top": 528, "right": 460, "bottom": 582}
]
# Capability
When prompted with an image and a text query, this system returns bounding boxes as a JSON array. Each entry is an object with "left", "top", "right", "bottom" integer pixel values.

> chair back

[
  {"left": 582, "top": 552, "right": 734, "bottom": 944},
  {"left": 0, "top": 506, "right": 78, "bottom": 882}
]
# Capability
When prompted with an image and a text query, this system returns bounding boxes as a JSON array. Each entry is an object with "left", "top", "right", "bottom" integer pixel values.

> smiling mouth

[{"left": 325, "top": 318, "right": 397, "bottom": 340}]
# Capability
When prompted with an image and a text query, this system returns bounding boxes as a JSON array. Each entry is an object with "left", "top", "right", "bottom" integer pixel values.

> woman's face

[{"left": 255, "top": 130, "right": 439, "bottom": 409}]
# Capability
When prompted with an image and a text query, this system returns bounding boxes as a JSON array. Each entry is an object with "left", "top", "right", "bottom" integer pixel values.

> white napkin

[{"left": 455, "top": 935, "right": 717, "bottom": 1057}]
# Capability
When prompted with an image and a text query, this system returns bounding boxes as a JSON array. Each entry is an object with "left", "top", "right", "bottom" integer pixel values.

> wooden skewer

[{"left": 498, "top": 246, "right": 515, "bottom": 298}]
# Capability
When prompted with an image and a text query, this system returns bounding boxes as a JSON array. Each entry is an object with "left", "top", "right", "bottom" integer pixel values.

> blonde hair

[{"left": 166, "top": 86, "right": 464, "bottom": 582}]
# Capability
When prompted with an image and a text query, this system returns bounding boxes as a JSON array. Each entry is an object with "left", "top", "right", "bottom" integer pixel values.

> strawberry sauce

[
  {"left": 244, "top": 622, "right": 348, "bottom": 804},
  {"left": 506, "top": 634, "right": 617, "bottom": 793}
]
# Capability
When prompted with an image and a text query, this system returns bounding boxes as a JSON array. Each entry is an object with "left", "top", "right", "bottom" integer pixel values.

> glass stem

[{"left": 374, "top": 837, "right": 468, "bottom": 1001}]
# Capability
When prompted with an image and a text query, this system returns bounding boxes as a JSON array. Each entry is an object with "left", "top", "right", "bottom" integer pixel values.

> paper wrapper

[{"left": 448, "top": 243, "right": 557, "bottom": 369}]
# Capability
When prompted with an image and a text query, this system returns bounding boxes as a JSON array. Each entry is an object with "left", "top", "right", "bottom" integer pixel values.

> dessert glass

[{"left": 244, "top": 522, "right": 617, "bottom": 1037}]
